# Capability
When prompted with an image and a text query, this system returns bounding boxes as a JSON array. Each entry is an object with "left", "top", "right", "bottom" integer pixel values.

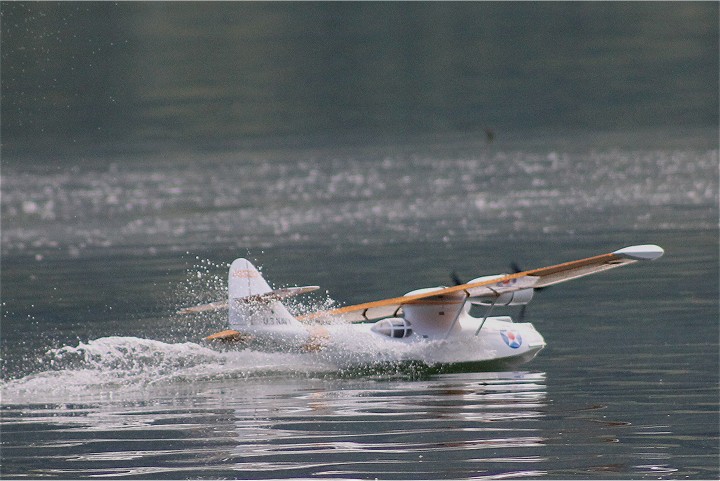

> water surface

[{"left": 2, "top": 129, "right": 718, "bottom": 478}]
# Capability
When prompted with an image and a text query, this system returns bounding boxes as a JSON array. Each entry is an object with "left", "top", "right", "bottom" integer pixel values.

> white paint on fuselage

[
  {"left": 331, "top": 314, "right": 546, "bottom": 365},
  {"left": 236, "top": 313, "right": 544, "bottom": 367}
]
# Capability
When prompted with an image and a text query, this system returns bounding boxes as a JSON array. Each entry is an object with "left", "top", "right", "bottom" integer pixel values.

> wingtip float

[
  {"left": 178, "top": 245, "right": 663, "bottom": 368},
  {"left": 613, "top": 244, "right": 664, "bottom": 261}
]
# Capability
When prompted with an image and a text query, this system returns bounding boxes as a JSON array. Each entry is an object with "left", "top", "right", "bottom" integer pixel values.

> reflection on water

[
  {"left": 227, "top": 373, "right": 547, "bottom": 479},
  {"left": 5, "top": 367, "right": 703, "bottom": 478},
  {"left": 1, "top": 372, "right": 547, "bottom": 479}
]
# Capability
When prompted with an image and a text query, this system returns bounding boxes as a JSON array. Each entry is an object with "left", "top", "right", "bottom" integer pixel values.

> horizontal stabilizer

[
  {"left": 236, "top": 286, "right": 320, "bottom": 304},
  {"left": 177, "top": 301, "right": 228, "bottom": 315},
  {"left": 177, "top": 286, "right": 319, "bottom": 315},
  {"left": 205, "top": 329, "right": 250, "bottom": 342}
]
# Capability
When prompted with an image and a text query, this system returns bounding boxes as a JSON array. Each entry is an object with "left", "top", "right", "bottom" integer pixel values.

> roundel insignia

[{"left": 500, "top": 330, "right": 522, "bottom": 349}]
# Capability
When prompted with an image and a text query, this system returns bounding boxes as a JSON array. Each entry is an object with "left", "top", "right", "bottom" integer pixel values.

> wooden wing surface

[{"left": 298, "top": 245, "right": 664, "bottom": 323}]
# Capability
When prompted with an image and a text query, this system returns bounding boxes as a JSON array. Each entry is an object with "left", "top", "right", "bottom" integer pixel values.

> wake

[{"left": 1, "top": 336, "right": 333, "bottom": 402}]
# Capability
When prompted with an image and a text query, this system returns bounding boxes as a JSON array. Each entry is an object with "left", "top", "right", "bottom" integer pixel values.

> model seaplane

[{"left": 178, "top": 245, "right": 664, "bottom": 368}]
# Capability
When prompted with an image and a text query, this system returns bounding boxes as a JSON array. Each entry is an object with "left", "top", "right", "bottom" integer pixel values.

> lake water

[{"left": 1, "top": 128, "right": 718, "bottom": 478}]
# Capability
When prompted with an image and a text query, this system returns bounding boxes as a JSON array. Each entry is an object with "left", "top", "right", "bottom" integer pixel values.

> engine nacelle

[{"left": 470, "top": 288, "right": 534, "bottom": 306}]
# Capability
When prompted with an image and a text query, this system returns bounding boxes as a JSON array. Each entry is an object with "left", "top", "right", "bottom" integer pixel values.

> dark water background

[
  {"left": 1, "top": 2, "right": 719, "bottom": 479},
  {"left": 2, "top": 2, "right": 718, "bottom": 153}
]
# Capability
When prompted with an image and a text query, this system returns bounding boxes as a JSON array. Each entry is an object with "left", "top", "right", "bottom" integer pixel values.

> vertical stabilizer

[{"left": 228, "top": 258, "right": 272, "bottom": 299}]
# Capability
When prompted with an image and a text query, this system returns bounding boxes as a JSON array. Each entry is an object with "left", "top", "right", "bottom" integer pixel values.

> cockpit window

[{"left": 371, "top": 318, "right": 413, "bottom": 338}]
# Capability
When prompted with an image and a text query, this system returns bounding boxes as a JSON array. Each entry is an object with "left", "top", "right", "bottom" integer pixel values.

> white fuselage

[
  {"left": 239, "top": 308, "right": 545, "bottom": 368},
  {"left": 326, "top": 313, "right": 546, "bottom": 367}
]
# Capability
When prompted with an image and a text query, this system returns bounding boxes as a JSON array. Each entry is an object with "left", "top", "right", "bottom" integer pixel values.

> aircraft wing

[
  {"left": 297, "top": 275, "right": 539, "bottom": 323},
  {"left": 298, "top": 244, "right": 664, "bottom": 323},
  {"left": 525, "top": 244, "right": 664, "bottom": 288}
]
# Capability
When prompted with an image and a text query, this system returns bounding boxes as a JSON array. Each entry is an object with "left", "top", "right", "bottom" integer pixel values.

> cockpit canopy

[{"left": 371, "top": 317, "right": 413, "bottom": 338}]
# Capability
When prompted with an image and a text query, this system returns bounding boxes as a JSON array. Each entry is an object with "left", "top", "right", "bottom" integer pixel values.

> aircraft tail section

[
  {"left": 227, "top": 258, "right": 305, "bottom": 335},
  {"left": 229, "top": 258, "right": 272, "bottom": 299}
]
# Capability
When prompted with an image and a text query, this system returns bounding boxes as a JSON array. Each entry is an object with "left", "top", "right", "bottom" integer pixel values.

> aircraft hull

[
  {"left": 219, "top": 316, "right": 546, "bottom": 369},
  {"left": 326, "top": 316, "right": 546, "bottom": 367}
]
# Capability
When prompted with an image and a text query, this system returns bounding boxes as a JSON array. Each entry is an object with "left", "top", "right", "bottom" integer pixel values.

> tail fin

[
  {"left": 229, "top": 258, "right": 272, "bottom": 299},
  {"left": 228, "top": 258, "right": 305, "bottom": 335}
]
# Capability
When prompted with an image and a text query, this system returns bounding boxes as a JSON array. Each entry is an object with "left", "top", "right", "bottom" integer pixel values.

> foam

[{"left": 1, "top": 336, "right": 332, "bottom": 403}]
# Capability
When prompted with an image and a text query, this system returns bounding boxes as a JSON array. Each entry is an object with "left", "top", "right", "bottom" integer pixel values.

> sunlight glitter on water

[{"left": 2, "top": 139, "right": 717, "bottom": 257}]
